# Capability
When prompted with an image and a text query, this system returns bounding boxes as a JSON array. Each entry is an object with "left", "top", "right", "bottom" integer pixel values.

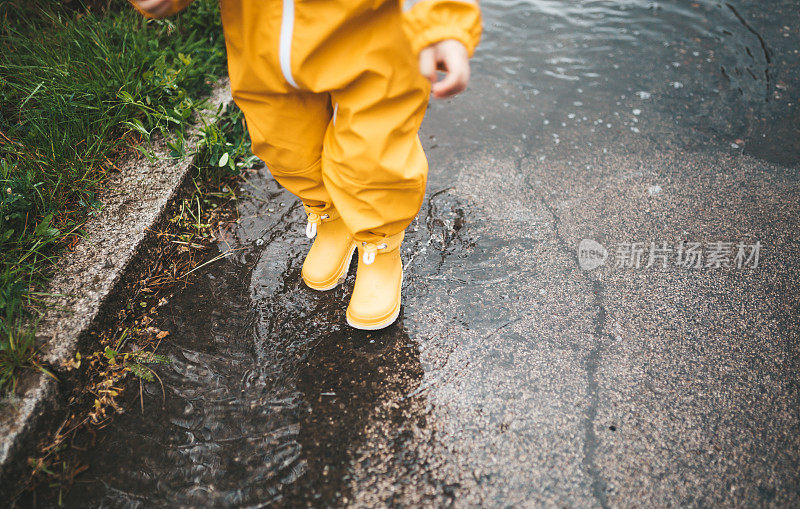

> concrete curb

[{"left": 0, "top": 80, "right": 234, "bottom": 482}]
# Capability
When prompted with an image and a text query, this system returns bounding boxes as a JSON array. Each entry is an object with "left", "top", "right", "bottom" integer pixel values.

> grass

[{"left": 0, "top": 0, "right": 231, "bottom": 392}]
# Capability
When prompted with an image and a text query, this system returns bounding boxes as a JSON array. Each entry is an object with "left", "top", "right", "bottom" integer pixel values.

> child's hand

[
  {"left": 131, "top": 0, "right": 174, "bottom": 17},
  {"left": 419, "top": 39, "right": 471, "bottom": 99}
]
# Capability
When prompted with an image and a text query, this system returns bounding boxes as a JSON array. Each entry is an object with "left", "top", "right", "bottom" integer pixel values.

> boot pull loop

[
  {"left": 362, "top": 242, "right": 388, "bottom": 265},
  {"left": 306, "top": 222, "right": 317, "bottom": 239},
  {"left": 305, "top": 212, "right": 323, "bottom": 239}
]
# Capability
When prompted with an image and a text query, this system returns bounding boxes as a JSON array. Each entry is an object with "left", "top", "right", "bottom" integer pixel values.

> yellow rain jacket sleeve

[
  {"left": 401, "top": 0, "right": 482, "bottom": 56},
  {"left": 129, "top": 0, "right": 195, "bottom": 18}
]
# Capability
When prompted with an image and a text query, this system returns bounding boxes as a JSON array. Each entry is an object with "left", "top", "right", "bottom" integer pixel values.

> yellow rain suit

[{"left": 134, "top": 0, "right": 481, "bottom": 243}]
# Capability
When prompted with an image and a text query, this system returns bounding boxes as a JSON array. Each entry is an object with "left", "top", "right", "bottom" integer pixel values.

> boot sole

[
  {"left": 345, "top": 270, "right": 403, "bottom": 330},
  {"left": 303, "top": 242, "right": 357, "bottom": 291}
]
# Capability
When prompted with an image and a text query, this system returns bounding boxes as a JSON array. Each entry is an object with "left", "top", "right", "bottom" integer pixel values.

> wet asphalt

[{"left": 60, "top": 0, "right": 799, "bottom": 507}]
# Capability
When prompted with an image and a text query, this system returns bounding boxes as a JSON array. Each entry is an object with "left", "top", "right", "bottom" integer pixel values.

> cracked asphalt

[{"left": 59, "top": 0, "right": 800, "bottom": 506}]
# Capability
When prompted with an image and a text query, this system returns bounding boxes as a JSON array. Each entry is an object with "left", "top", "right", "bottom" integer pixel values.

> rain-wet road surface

[{"left": 63, "top": 0, "right": 799, "bottom": 506}]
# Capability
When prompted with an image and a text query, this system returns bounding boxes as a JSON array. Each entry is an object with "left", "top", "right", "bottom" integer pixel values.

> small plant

[
  {"left": 196, "top": 104, "right": 260, "bottom": 185},
  {"left": 0, "top": 320, "right": 56, "bottom": 392},
  {"left": 102, "top": 346, "right": 170, "bottom": 383},
  {"left": 170, "top": 105, "right": 258, "bottom": 246}
]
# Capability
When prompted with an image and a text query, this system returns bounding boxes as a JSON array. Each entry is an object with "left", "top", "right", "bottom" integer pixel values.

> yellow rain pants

[{"left": 134, "top": 0, "right": 481, "bottom": 243}]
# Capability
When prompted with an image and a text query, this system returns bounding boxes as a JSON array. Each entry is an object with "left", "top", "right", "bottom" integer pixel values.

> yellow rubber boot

[
  {"left": 301, "top": 209, "right": 356, "bottom": 291},
  {"left": 346, "top": 232, "right": 404, "bottom": 330}
]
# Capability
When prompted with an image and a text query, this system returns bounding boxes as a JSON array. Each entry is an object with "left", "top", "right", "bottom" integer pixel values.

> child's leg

[
  {"left": 236, "top": 90, "right": 334, "bottom": 215},
  {"left": 235, "top": 89, "right": 358, "bottom": 291},
  {"left": 321, "top": 52, "right": 430, "bottom": 244},
  {"left": 320, "top": 30, "right": 431, "bottom": 329}
]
